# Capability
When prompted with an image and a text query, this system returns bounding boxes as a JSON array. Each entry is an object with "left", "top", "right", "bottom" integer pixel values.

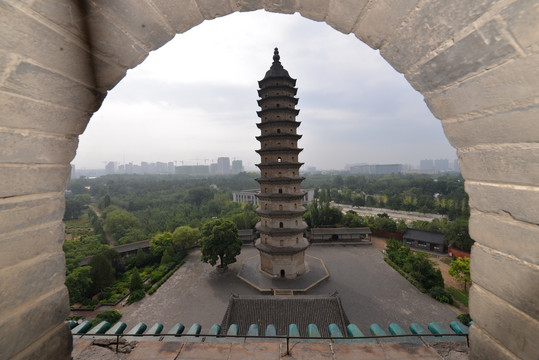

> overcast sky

[{"left": 73, "top": 10, "right": 457, "bottom": 171}]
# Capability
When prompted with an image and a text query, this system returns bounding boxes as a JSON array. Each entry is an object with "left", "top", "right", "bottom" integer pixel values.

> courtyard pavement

[{"left": 121, "top": 244, "right": 459, "bottom": 335}]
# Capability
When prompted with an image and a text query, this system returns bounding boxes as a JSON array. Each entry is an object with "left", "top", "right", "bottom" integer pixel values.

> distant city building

[
  {"left": 105, "top": 161, "right": 116, "bottom": 174},
  {"left": 216, "top": 157, "right": 231, "bottom": 175},
  {"left": 420, "top": 159, "right": 434, "bottom": 170},
  {"left": 453, "top": 159, "right": 460, "bottom": 172},
  {"left": 349, "top": 164, "right": 402, "bottom": 174},
  {"left": 434, "top": 159, "right": 449, "bottom": 171},
  {"left": 70, "top": 164, "right": 77, "bottom": 179},
  {"left": 231, "top": 160, "right": 243, "bottom": 174},
  {"left": 175, "top": 165, "right": 210, "bottom": 176}
]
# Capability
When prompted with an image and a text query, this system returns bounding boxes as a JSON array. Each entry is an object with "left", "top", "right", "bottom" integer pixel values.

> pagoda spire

[{"left": 254, "top": 48, "right": 310, "bottom": 279}]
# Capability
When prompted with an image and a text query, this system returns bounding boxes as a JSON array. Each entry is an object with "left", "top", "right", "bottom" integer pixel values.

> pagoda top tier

[{"left": 261, "top": 48, "right": 294, "bottom": 80}]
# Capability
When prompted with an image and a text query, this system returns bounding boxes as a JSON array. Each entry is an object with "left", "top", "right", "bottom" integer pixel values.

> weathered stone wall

[{"left": 0, "top": 0, "right": 536, "bottom": 358}]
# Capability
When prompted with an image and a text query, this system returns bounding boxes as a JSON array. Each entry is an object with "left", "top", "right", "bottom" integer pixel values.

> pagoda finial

[{"left": 273, "top": 48, "right": 280, "bottom": 62}]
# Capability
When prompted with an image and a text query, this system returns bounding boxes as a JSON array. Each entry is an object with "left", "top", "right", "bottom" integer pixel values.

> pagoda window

[
  {"left": 295, "top": 220, "right": 298, "bottom": 225},
  {"left": 296, "top": 237, "right": 299, "bottom": 244},
  {"left": 277, "top": 157, "right": 282, "bottom": 162},
  {"left": 291, "top": 156, "right": 295, "bottom": 160},
  {"left": 279, "top": 205, "right": 283, "bottom": 210},
  {"left": 264, "top": 172, "right": 268, "bottom": 177},
  {"left": 276, "top": 104, "right": 280, "bottom": 107},
  {"left": 279, "top": 222, "right": 284, "bottom": 228},
  {"left": 278, "top": 172, "right": 281, "bottom": 176},
  {"left": 265, "top": 157, "right": 268, "bottom": 162},
  {"left": 278, "top": 188, "right": 283, "bottom": 194},
  {"left": 295, "top": 203, "right": 297, "bottom": 209},
  {"left": 265, "top": 187, "right": 268, "bottom": 192},
  {"left": 293, "top": 187, "right": 296, "bottom": 191},
  {"left": 277, "top": 142, "right": 280, "bottom": 145},
  {"left": 277, "top": 129, "right": 281, "bottom": 133},
  {"left": 280, "top": 240, "right": 284, "bottom": 246},
  {"left": 265, "top": 220, "right": 268, "bottom": 226}
]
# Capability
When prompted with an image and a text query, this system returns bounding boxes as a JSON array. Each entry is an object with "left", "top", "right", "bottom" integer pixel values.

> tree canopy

[
  {"left": 172, "top": 226, "right": 200, "bottom": 251},
  {"left": 449, "top": 257, "right": 471, "bottom": 291},
  {"left": 200, "top": 219, "right": 242, "bottom": 269}
]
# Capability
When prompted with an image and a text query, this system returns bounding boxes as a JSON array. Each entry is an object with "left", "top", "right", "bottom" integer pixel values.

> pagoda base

[
  {"left": 254, "top": 238, "right": 310, "bottom": 279},
  {"left": 237, "top": 254, "right": 329, "bottom": 293}
]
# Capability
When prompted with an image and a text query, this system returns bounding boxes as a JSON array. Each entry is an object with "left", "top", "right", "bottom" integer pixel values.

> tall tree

[
  {"left": 172, "top": 226, "right": 200, "bottom": 251},
  {"left": 89, "top": 253, "right": 115, "bottom": 293},
  {"left": 449, "top": 257, "right": 471, "bottom": 291},
  {"left": 200, "top": 219, "right": 242, "bottom": 270}
]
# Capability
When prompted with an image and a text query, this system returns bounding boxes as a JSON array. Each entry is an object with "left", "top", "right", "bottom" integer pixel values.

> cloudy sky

[{"left": 73, "top": 10, "right": 457, "bottom": 171}]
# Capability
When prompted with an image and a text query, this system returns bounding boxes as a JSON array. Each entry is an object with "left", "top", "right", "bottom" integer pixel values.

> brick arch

[{"left": 1, "top": 1, "right": 536, "bottom": 359}]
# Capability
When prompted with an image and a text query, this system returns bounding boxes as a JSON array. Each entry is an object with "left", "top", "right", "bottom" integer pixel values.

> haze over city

[{"left": 73, "top": 10, "right": 457, "bottom": 171}]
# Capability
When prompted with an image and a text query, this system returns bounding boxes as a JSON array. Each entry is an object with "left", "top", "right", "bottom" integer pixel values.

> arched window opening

[
  {"left": 295, "top": 220, "right": 298, "bottom": 225},
  {"left": 277, "top": 157, "right": 282, "bottom": 163},
  {"left": 277, "top": 128, "right": 281, "bottom": 133},
  {"left": 276, "top": 104, "right": 280, "bottom": 107},
  {"left": 278, "top": 188, "right": 283, "bottom": 194},
  {"left": 279, "top": 204, "right": 283, "bottom": 210},
  {"left": 280, "top": 269, "right": 285, "bottom": 277},
  {"left": 294, "top": 203, "right": 297, "bottom": 209},
  {"left": 279, "top": 222, "right": 284, "bottom": 228}
]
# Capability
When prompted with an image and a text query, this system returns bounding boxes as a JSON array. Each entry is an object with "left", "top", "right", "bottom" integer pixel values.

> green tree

[
  {"left": 150, "top": 232, "right": 173, "bottom": 258},
  {"left": 172, "top": 226, "right": 200, "bottom": 251},
  {"left": 130, "top": 268, "right": 143, "bottom": 292},
  {"left": 65, "top": 266, "right": 92, "bottom": 304},
  {"left": 449, "top": 257, "right": 471, "bottom": 291},
  {"left": 103, "top": 207, "right": 141, "bottom": 240},
  {"left": 135, "top": 248, "right": 145, "bottom": 268},
  {"left": 161, "top": 247, "right": 174, "bottom": 265},
  {"left": 89, "top": 253, "right": 115, "bottom": 293},
  {"left": 200, "top": 219, "right": 242, "bottom": 270}
]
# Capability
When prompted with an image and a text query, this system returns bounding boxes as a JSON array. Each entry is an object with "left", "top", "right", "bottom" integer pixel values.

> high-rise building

[
  {"left": 216, "top": 157, "right": 230, "bottom": 175},
  {"left": 420, "top": 159, "right": 434, "bottom": 170},
  {"left": 254, "top": 48, "right": 309, "bottom": 279},
  {"left": 434, "top": 159, "right": 449, "bottom": 171},
  {"left": 231, "top": 160, "right": 243, "bottom": 174},
  {"left": 105, "top": 161, "right": 116, "bottom": 174}
]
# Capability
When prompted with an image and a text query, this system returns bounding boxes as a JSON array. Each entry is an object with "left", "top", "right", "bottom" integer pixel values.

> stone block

[
  {"left": 12, "top": 322, "right": 72, "bottom": 360},
  {"left": 297, "top": 0, "right": 330, "bottom": 22},
  {"left": 458, "top": 143, "right": 539, "bottom": 186},
  {"left": 325, "top": 0, "right": 369, "bottom": 34},
  {"left": 0, "top": 222, "right": 64, "bottom": 269},
  {"left": 466, "top": 181, "right": 539, "bottom": 225},
  {"left": 470, "top": 210, "right": 539, "bottom": 266},
  {"left": 84, "top": 6, "right": 149, "bottom": 69},
  {"left": 0, "top": 194, "right": 64, "bottom": 234},
  {"left": 425, "top": 53, "right": 539, "bottom": 120},
  {"left": 233, "top": 0, "right": 265, "bottom": 13},
  {"left": 0, "top": 129, "right": 78, "bottom": 164},
  {"left": 406, "top": 19, "right": 519, "bottom": 93},
  {"left": 195, "top": 0, "right": 235, "bottom": 19},
  {"left": 229, "top": 342, "right": 281, "bottom": 360},
  {"left": 469, "top": 325, "right": 519, "bottom": 360},
  {"left": 501, "top": 1, "right": 539, "bottom": 51},
  {"left": 264, "top": 0, "right": 299, "bottom": 15},
  {"left": 0, "top": 3, "right": 124, "bottom": 91},
  {"left": 19, "top": 0, "right": 86, "bottom": 40},
  {"left": 0, "top": 92, "right": 91, "bottom": 135},
  {"left": 0, "top": 253, "right": 67, "bottom": 314},
  {"left": 380, "top": 0, "right": 492, "bottom": 73},
  {"left": 441, "top": 105, "right": 539, "bottom": 148},
  {"left": 91, "top": 0, "right": 175, "bottom": 51},
  {"left": 151, "top": 0, "right": 204, "bottom": 33},
  {"left": 471, "top": 243, "right": 539, "bottom": 320},
  {"left": 0, "top": 164, "right": 71, "bottom": 198},
  {"left": 0, "top": 286, "right": 70, "bottom": 360},
  {"left": 128, "top": 341, "right": 183, "bottom": 359},
  {"left": 353, "top": 0, "right": 419, "bottom": 50},
  {"left": 178, "top": 342, "right": 232, "bottom": 358},
  {"left": 469, "top": 285, "right": 539, "bottom": 360},
  {"left": 0, "top": 61, "right": 104, "bottom": 112}
]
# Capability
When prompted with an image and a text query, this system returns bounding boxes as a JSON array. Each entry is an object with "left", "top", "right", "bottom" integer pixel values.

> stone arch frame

[{"left": 0, "top": 1, "right": 537, "bottom": 359}]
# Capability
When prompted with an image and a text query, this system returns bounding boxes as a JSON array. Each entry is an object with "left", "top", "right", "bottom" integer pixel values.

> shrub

[
  {"left": 127, "top": 289, "right": 145, "bottom": 304},
  {"left": 457, "top": 313, "right": 472, "bottom": 326},
  {"left": 429, "top": 286, "right": 454, "bottom": 304},
  {"left": 91, "top": 309, "right": 122, "bottom": 327}
]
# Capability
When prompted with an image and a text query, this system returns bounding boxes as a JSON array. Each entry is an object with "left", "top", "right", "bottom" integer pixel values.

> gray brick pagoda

[{"left": 254, "top": 48, "right": 310, "bottom": 279}]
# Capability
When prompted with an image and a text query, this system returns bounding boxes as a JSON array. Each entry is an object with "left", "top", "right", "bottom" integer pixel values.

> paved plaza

[{"left": 121, "top": 245, "right": 459, "bottom": 334}]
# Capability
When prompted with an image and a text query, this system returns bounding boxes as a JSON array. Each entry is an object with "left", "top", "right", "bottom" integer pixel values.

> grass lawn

[{"left": 447, "top": 287, "right": 469, "bottom": 307}]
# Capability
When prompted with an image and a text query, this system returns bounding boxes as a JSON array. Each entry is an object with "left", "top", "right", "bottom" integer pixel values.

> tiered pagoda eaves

[{"left": 254, "top": 48, "right": 310, "bottom": 279}]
